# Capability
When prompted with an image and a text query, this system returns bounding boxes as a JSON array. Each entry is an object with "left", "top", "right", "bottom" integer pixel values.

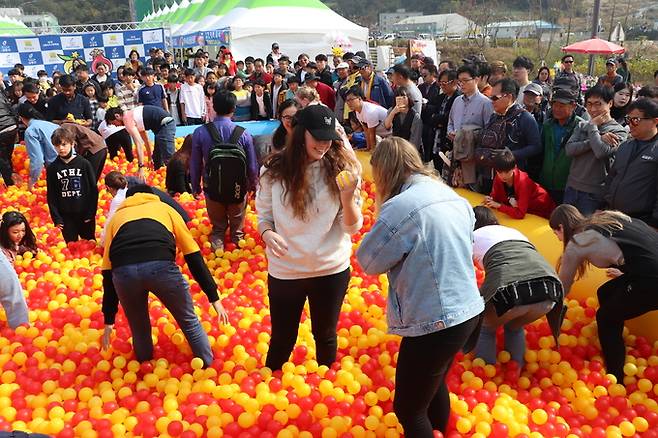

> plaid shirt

[{"left": 116, "top": 81, "right": 139, "bottom": 111}]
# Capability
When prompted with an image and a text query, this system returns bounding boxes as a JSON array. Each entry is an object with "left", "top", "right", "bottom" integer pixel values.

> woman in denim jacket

[{"left": 356, "top": 137, "right": 484, "bottom": 437}]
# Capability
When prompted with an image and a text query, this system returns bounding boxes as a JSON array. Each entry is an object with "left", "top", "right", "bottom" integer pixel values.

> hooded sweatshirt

[
  {"left": 101, "top": 193, "right": 219, "bottom": 324},
  {"left": 46, "top": 155, "right": 98, "bottom": 224}
]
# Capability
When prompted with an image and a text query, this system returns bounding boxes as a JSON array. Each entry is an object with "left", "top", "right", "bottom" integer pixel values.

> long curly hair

[
  {"left": 549, "top": 205, "right": 630, "bottom": 279},
  {"left": 262, "top": 124, "right": 356, "bottom": 220}
]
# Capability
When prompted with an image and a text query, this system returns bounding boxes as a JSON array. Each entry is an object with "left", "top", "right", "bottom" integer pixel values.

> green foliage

[{"left": 22, "top": 0, "right": 131, "bottom": 25}]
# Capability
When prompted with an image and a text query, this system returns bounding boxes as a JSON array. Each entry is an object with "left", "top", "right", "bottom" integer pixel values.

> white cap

[{"left": 336, "top": 62, "right": 349, "bottom": 69}]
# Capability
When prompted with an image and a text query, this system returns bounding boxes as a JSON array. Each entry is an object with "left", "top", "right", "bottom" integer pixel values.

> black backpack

[{"left": 203, "top": 123, "right": 248, "bottom": 204}]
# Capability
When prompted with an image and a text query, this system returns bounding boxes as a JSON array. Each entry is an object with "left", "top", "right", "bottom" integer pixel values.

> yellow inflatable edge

[{"left": 355, "top": 151, "right": 658, "bottom": 343}]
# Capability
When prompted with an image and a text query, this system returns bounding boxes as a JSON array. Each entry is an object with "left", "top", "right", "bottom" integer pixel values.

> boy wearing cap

[
  {"left": 598, "top": 59, "right": 624, "bottom": 89},
  {"left": 538, "top": 88, "right": 583, "bottom": 204}
]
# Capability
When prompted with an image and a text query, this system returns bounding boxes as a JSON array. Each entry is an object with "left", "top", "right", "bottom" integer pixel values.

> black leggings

[
  {"left": 394, "top": 316, "right": 480, "bottom": 437},
  {"left": 265, "top": 268, "right": 350, "bottom": 370},
  {"left": 0, "top": 128, "right": 17, "bottom": 185},
  {"left": 597, "top": 275, "right": 658, "bottom": 382},
  {"left": 106, "top": 130, "right": 134, "bottom": 162},
  {"left": 85, "top": 149, "right": 108, "bottom": 182}
]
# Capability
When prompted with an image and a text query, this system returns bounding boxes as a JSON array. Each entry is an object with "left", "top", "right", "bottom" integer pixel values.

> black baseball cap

[
  {"left": 551, "top": 88, "right": 577, "bottom": 104},
  {"left": 297, "top": 105, "right": 340, "bottom": 141},
  {"left": 304, "top": 73, "right": 319, "bottom": 82},
  {"left": 272, "top": 42, "right": 279, "bottom": 49}
]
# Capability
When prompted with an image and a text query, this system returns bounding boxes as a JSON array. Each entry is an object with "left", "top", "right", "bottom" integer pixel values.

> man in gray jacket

[
  {"left": 564, "top": 86, "right": 628, "bottom": 215},
  {"left": 604, "top": 98, "right": 658, "bottom": 227}
]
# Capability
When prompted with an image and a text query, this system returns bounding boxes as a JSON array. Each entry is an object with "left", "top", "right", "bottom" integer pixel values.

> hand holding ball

[{"left": 336, "top": 170, "right": 359, "bottom": 193}]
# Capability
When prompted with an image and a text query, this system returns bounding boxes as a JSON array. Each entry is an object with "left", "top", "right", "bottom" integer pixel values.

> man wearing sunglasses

[
  {"left": 482, "top": 78, "right": 541, "bottom": 176},
  {"left": 604, "top": 98, "right": 658, "bottom": 227},
  {"left": 556, "top": 54, "right": 583, "bottom": 103}
]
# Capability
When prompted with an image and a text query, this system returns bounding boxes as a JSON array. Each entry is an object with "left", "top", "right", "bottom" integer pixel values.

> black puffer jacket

[{"left": 0, "top": 91, "right": 18, "bottom": 131}]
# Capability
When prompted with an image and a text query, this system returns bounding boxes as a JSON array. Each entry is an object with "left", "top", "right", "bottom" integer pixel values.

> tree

[
  {"left": 465, "top": 0, "right": 500, "bottom": 52},
  {"left": 22, "top": 0, "right": 131, "bottom": 25}
]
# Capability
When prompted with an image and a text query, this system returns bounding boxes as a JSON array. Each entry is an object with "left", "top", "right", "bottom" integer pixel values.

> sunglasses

[
  {"left": 625, "top": 115, "right": 654, "bottom": 125},
  {"left": 489, "top": 94, "right": 509, "bottom": 102},
  {"left": 563, "top": 60, "right": 574, "bottom": 64},
  {"left": 438, "top": 80, "right": 454, "bottom": 86}
]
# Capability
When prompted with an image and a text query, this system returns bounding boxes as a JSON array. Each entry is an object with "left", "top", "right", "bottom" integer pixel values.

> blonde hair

[
  {"left": 370, "top": 137, "right": 435, "bottom": 208},
  {"left": 295, "top": 86, "right": 320, "bottom": 103}
]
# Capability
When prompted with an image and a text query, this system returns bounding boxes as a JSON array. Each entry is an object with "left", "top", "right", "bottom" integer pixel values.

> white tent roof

[{"left": 174, "top": 0, "right": 367, "bottom": 60}]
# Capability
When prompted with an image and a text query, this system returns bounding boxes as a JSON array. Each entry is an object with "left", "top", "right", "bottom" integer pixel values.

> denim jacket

[{"left": 356, "top": 175, "right": 484, "bottom": 337}]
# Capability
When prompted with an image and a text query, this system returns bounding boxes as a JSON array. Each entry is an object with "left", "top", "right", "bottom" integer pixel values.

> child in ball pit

[
  {"left": 0, "top": 210, "right": 38, "bottom": 266},
  {"left": 46, "top": 127, "right": 99, "bottom": 243}
]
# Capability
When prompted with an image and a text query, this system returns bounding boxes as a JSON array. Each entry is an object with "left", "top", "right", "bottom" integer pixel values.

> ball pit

[{"left": 1, "top": 142, "right": 658, "bottom": 437}]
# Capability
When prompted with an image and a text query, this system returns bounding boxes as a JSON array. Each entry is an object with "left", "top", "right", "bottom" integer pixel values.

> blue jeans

[
  {"left": 153, "top": 119, "right": 176, "bottom": 170},
  {"left": 112, "top": 260, "right": 213, "bottom": 366},
  {"left": 563, "top": 186, "right": 603, "bottom": 216}
]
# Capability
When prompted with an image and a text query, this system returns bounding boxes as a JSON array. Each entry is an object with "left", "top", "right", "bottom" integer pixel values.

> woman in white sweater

[{"left": 256, "top": 105, "right": 362, "bottom": 370}]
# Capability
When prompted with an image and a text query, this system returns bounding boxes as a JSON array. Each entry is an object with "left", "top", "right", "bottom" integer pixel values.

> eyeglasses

[
  {"left": 625, "top": 115, "right": 654, "bottom": 125},
  {"left": 438, "top": 80, "right": 454, "bottom": 86},
  {"left": 457, "top": 78, "right": 474, "bottom": 84},
  {"left": 489, "top": 94, "right": 509, "bottom": 102},
  {"left": 345, "top": 96, "right": 359, "bottom": 103}
]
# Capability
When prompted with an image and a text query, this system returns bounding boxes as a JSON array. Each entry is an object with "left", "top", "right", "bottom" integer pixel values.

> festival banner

[{"left": 0, "top": 28, "right": 166, "bottom": 77}]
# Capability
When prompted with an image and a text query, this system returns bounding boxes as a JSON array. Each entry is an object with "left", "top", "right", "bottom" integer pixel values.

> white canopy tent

[{"left": 161, "top": 0, "right": 368, "bottom": 60}]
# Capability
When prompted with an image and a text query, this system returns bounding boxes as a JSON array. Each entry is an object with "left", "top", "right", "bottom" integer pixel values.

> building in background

[
  {"left": 378, "top": 9, "right": 422, "bottom": 34},
  {"left": 0, "top": 7, "right": 58, "bottom": 29},
  {"left": 488, "top": 20, "right": 561, "bottom": 40},
  {"left": 392, "top": 13, "right": 475, "bottom": 39}
]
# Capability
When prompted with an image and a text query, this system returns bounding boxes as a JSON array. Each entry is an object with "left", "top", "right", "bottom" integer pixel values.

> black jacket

[
  {"left": 165, "top": 157, "right": 192, "bottom": 195},
  {"left": 429, "top": 90, "right": 462, "bottom": 151},
  {"left": 46, "top": 155, "right": 99, "bottom": 224},
  {"left": 0, "top": 91, "right": 17, "bottom": 132},
  {"left": 250, "top": 92, "right": 273, "bottom": 120},
  {"left": 604, "top": 135, "right": 658, "bottom": 227},
  {"left": 316, "top": 67, "right": 334, "bottom": 87}
]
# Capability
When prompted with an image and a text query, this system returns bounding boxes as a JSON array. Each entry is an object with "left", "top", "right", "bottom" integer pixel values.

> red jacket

[
  {"left": 491, "top": 168, "right": 555, "bottom": 219},
  {"left": 314, "top": 81, "right": 336, "bottom": 111}
]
